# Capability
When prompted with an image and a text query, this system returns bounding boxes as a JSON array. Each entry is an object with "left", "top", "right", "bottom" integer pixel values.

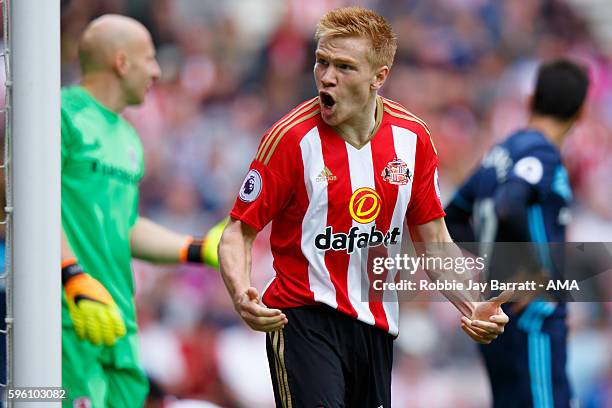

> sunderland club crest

[{"left": 381, "top": 156, "right": 411, "bottom": 185}]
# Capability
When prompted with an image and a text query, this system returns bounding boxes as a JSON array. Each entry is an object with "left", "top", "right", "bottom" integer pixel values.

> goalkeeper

[{"left": 61, "top": 14, "right": 224, "bottom": 407}]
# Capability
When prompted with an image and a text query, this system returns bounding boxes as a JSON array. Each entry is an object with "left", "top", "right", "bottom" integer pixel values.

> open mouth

[{"left": 319, "top": 91, "right": 336, "bottom": 108}]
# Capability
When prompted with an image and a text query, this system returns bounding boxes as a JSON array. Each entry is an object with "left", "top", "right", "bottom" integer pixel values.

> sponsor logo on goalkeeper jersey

[
  {"left": 91, "top": 160, "right": 140, "bottom": 184},
  {"left": 315, "top": 225, "right": 401, "bottom": 254}
]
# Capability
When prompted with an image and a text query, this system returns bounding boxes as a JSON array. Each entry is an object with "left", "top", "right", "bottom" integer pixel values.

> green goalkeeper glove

[
  {"left": 62, "top": 260, "right": 126, "bottom": 346},
  {"left": 181, "top": 218, "right": 228, "bottom": 268}
]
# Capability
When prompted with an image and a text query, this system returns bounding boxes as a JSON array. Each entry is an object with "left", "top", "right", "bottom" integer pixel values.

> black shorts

[{"left": 266, "top": 305, "right": 394, "bottom": 408}]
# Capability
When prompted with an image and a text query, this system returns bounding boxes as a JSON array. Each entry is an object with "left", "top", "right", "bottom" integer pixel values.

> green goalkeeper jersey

[{"left": 61, "top": 86, "right": 144, "bottom": 333}]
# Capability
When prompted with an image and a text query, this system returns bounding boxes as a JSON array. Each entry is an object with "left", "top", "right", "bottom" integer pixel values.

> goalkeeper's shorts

[
  {"left": 62, "top": 325, "right": 148, "bottom": 408},
  {"left": 266, "top": 305, "right": 394, "bottom": 408}
]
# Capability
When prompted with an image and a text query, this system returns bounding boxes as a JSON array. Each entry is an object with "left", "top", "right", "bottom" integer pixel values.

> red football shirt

[{"left": 230, "top": 96, "right": 444, "bottom": 335}]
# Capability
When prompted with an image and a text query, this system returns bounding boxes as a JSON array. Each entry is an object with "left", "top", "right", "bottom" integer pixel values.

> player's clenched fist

[
  {"left": 461, "top": 290, "right": 513, "bottom": 344},
  {"left": 62, "top": 260, "right": 126, "bottom": 346},
  {"left": 233, "top": 287, "right": 288, "bottom": 332}
]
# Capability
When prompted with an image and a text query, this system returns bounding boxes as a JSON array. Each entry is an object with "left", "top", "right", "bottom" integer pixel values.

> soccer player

[
  {"left": 219, "top": 7, "right": 511, "bottom": 407},
  {"left": 445, "top": 59, "right": 589, "bottom": 408},
  {"left": 61, "top": 15, "right": 223, "bottom": 407}
]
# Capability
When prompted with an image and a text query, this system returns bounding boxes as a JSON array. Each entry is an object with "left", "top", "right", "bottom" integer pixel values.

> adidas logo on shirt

[{"left": 315, "top": 166, "right": 337, "bottom": 182}]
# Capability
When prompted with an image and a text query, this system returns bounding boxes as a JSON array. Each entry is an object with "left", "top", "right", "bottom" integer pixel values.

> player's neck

[
  {"left": 527, "top": 115, "right": 575, "bottom": 148},
  {"left": 333, "top": 95, "right": 378, "bottom": 148},
  {"left": 80, "top": 75, "right": 127, "bottom": 114}
]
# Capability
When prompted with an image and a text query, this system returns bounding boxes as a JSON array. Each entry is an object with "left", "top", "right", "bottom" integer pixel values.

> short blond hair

[{"left": 314, "top": 7, "right": 397, "bottom": 68}]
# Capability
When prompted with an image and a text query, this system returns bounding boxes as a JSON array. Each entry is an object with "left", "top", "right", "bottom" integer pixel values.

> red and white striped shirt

[{"left": 230, "top": 96, "right": 444, "bottom": 335}]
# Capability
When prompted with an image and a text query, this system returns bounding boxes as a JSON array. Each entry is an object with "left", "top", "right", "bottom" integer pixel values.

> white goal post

[{"left": 5, "top": 0, "right": 61, "bottom": 406}]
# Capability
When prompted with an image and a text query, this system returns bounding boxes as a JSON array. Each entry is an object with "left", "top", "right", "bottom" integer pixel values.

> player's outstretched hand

[
  {"left": 461, "top": 290, "right": 513, "bottom": 344},
  {"left": 234, "top": 287, "right": 288, "bottom": 332},
  {"left": 64, "top": 272, "right": 127, "bottom": 346}
]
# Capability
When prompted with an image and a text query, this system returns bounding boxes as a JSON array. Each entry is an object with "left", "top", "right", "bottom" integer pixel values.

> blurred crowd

[{"left": 55, "top": 0, "right": 612, "bottom": 406}]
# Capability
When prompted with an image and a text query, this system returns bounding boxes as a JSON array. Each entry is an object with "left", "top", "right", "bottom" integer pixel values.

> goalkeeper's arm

[
  {"left": 129, "top": 216, "right": 227, "bottom": 268},
  {"left": 61, "top": 230, "right": 126, "bottom": 346}
]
